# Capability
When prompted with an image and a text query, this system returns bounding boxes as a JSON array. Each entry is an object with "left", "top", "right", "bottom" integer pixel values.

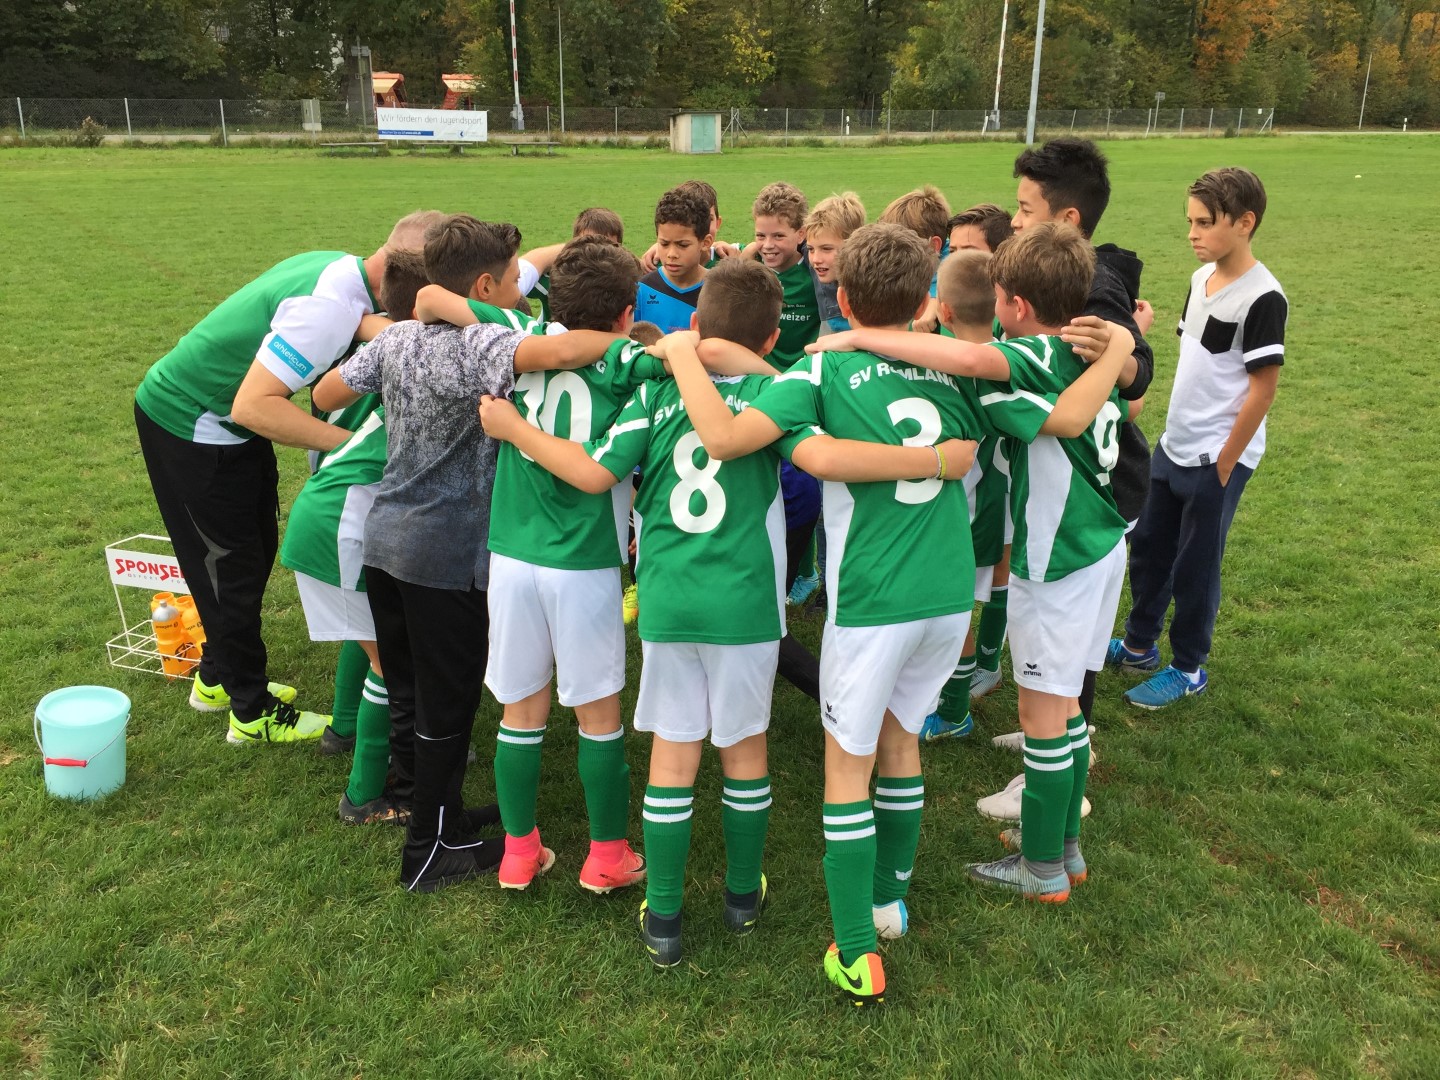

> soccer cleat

[
  {"left": 190, "top": 675, "right": 297, "bottom": 713},
  {"left": 639, "top": 900, "right": 683, "bottom": 968},
  {"left": 992, "top": 726, "right": 1095, "bottom": 753},
  {"left": 998, "top": 829, "right": 1088, "bottom": 884},
  {"left": 970, "top": 665, "right": 1003, "bottom": 700},
  {"left": 977, "top": 774, "right": 1091, "bottom": 821},
  {"left": 622, "top": 583, "right": 640, "bottom": 626},
  {"left": 498, "top": 829, "right": 557, "bottom": 891},
  {"left": 722, "top": 873, "right": 769, "bottom": 935},
  {"left": 967, "top": 852, "right": 1070, "bottom": 902},
  {"left": 787, "top": 571, "right": 820, "bottom": 607},
  {"left": 920, "top": 710, "right": 973, "bottom": 743},
  {"left": 1124, "top": 665, "right": 1208, "bottom": 710},
  {"left": 226, "top": 701, "right": 330, "bottom": 745},
  {"left": 579, "top": 841, "right": 647, "bottom": 894},
  {"left": 873, "top": 898, "right": 909, "bottom": 940},
  {"left": 401, "top": 836, "right": 503, "bottom": 893},
  {"left": 318, "top": 725, "right": 356, "bottom": 756},
  {"left": 824, "top": 943, "right": 886, "bottom": 1006},
  {"left": 339, "top": 791, "right": 409, "bottom": 826},
  {"left": 1105, "top": 639, "right": 1161, "bottom": 673}
]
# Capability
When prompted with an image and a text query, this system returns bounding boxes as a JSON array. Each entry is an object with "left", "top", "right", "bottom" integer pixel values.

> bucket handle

[{"left": 34, "top": 713, "right": 126, "bottom": 769}]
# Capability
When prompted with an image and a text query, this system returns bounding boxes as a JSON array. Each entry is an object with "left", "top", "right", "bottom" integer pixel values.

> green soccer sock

[
  {"left": 721, "top": 775, "right": 772, "bottom": 897},
  {"left": 976, "top": 586, "right": 1009, "bottom": 673},
  {"left": 872, "top": 775, "right": 924, "bottom": 906},
  {"left": 329, "top": 639, "right": 369, "bottom": 739},
  {"left": 578, "top": 727, "right": 631, "bottom": 842},
  {"left": 937, "top": 655, "right": 976, "bottom": 724},
  {"left": 1020, "top": 733, "right": 1074, "bottom": 870},
  {"left": 823, "top": 800, "right": 878, "bottom": 965},
  {"left": 1065, "top": 714, "right": 1090, "bottom": 841},
  {"left": 642, "top": 785, "right": 693, "bottom": 918},
  {"left": 494, "top": 724, "right": 545, "bottom": 838},
  {"left": 344, "top": 672, "right": 390, "bottom": 806}
]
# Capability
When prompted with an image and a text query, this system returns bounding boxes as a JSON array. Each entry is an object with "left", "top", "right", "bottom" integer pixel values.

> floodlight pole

[
  {"left": 557, "top": 2, "right": 565, "bottom": 133},
  {"left": 989, "top": 0, "right": 1009, "bottom": 133},
  {"left": 509, "top": 0, "right": 524, "bottom": 131},
  {"left": 1358, "top": 52, "right": 1373, "bottom": 129},
  {"left": 1024, "top": 0, "right": 1047, "bottom": 146}
]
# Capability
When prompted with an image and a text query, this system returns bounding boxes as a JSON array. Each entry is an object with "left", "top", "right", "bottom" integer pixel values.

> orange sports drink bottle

[{"left": 151, "top": 595, "right": 198, "bottom": 679}]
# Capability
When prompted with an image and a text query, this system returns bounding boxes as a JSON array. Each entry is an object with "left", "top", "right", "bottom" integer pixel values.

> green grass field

[{"left": 2, "top": 137, "right": 1438, "bottom": 1079}]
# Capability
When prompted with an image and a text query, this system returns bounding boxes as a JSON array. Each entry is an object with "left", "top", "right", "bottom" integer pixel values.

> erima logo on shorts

[
  {"left": 823, "top": 700, "right": 838, "bottom": 725},
  {"left": 267, "top": 335, "right": 313, "bottom": 378},
  {"left": 1022, "top": 661, "right": 1043, "bottom": 678}
]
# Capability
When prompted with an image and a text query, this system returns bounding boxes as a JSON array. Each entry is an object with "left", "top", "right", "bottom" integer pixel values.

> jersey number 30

[{"left": 671, "top": 430, "right": 726, "bottom": 534}]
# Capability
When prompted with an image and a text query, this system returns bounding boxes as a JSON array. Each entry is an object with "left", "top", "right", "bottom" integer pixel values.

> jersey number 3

[
  {"left": 887, "top": 397, "right": 943, "bottom": 505},
  {"left": 671, "top": 430, "right": 726, "bottom": 534}
]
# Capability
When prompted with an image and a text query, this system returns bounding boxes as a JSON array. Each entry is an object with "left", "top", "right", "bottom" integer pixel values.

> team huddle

[{"left": 133, "top": 138, "right": 1287, "bottom": 1007}]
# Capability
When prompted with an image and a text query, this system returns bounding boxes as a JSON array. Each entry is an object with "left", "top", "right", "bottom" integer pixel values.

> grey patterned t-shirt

[{"left": 338, "top": 320, "right": 523, "bottom": 590}]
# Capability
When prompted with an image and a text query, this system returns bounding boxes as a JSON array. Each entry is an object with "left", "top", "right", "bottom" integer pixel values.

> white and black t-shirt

[{"left": 1162, "top": 261, "right": 1287, "bottom": 470}]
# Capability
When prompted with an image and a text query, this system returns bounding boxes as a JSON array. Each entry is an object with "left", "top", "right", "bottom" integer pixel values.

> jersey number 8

[{"left": 671, "top": 430, "right": 726, "bottom": 534}]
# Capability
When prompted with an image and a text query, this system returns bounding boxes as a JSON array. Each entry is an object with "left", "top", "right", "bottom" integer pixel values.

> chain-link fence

[{"left": 0, "top": 97, "right": 1282, "bottom": 144}]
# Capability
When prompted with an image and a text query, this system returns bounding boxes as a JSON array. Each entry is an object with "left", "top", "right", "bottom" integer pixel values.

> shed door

[{"left": 691, "top": 113, "right": 718, "bottom": 153}]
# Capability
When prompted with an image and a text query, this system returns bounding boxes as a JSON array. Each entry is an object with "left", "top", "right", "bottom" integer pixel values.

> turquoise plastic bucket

[{"left": 33, "top": 686, "right": 130, "bottom": 801}]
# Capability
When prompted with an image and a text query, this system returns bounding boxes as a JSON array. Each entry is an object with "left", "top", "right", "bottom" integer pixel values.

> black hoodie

[{"left": 1087, "top": 243, "right": 1153, "bottom": 523}]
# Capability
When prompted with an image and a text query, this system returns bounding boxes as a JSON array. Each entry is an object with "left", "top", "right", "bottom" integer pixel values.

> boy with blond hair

[
  {"left": 479, "top": 257, "right": 973, "bottom": 970},
  {"left": 821, "top": 222, "right": 1138, "bottom": 905},
  {"left": 879, "top": 184, "right": 952, "bottom": 333},
  {"left": 803, "top": 191, "right": 866, "bottom": 336},
  {"left": 1110, "top": 167, "right": 1286, "bottom": 709}
]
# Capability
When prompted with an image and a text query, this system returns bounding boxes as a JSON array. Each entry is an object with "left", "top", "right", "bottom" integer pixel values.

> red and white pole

[{"left": 510, "top": 0, "right": 524, "bottom": 131}]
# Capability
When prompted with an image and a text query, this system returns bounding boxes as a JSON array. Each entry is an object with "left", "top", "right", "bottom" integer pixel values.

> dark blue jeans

[{"left": 1123, "top": 445, "right": 1253, "bottom": 673}]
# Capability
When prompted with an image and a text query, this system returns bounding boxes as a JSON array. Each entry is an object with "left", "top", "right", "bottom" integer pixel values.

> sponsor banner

[
  {"left": 107, "top": 548, "right": 188, "bottom": 591},
  {"left": 376, "top": 108, "right": 489, "bottom": 143}
]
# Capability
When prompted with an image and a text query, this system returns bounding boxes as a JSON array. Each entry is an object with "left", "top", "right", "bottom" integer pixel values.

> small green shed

[{"left": 669, "top": 110, "right": 722, "bottom": 154}]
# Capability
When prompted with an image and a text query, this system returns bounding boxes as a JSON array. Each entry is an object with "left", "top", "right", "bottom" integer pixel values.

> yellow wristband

[{"left": 935, "top": 444, "right": 947, "bottom": 481}]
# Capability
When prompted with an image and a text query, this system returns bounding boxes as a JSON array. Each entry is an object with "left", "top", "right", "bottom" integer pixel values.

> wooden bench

[
  {"left": 319, "top": 141, "right": 385, "bottom": 154},
  {"left": 497, "top": 140, "right": 560, "bottom": 156}
]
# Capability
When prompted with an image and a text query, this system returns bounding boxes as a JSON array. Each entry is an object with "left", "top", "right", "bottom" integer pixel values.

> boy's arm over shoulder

[
  {"left": 807, "top": 329, "right": 1010, "bottom": 381},
  {"left": 663, "top": 332, "right": 784, "bottom": 460},
  {"left": 479, "top": 393, "right": 617, "bottom": 493},
  {"left": 513, "top": 329, "right": 626, "bottom": 373}
]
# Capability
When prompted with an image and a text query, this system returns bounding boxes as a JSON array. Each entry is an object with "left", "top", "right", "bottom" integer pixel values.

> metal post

[
  {"left": 1358, "top": 52, "right": 1373, "bottom": 129},
  {"left": 1178, "top": 107, "right": 1184, "bottom": 134},
  {"left": 1023, "top": 0, "right": 1046, "bottom": 146},
  {"left": 991, "top": 0, "right": 1009, "bottom": 133},
  {"left": 557, "top": 2, "right": 565, "bottom": 133},
  {"left": 1070, "top": 108, "right": 1076, "bottom": 132},
  {"left": 219, "top": 100, "right": 228, "bottom": 146},
  {"left": 1106, "top": 107, "right": 1110, "bottom": 134},
  {"left": 124, "top": 97, "right": 132, "bottom": 137},
  {"left": 546, "top": 105, "right": 551, "bottom": 140},
  {"left": 1208, "top": 107, "right": 1213, "bottom": 134},
  {"left": 1144, "top": 108, "right": 1151, "bottom": 136},
  {"left": 16, "top": 98, "right": 23, "bottom": 139},
  {"left": 784, "top": 107, "right": 789, "bottom": 147},
  {"left": 930, "top": 109, "right": 935, "bottom": 133},
  {"left": 615, "top": 106, "right": 619, "bottom": 135},
  {"left": 1237, "top": 108, "right": 1243, "bottom": 132}
]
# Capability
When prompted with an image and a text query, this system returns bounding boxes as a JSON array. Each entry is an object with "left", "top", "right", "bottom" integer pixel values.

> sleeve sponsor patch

[{"left": 267, "top": 334, "right": 314, "bottom": 379}]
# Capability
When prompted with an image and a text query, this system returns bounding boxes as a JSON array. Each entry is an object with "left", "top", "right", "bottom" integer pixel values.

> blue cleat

[
  {"left": 787, "top": 571, "right": 820, "bottom": 607},
  {"left": 1105, "top": 638, "right": 1161, "bottom": 673},
  {"left": 920, "top": 711, "right": 973, "bottom": 743},
  {"left": 1124, "top": 665, "right": 1207, "bottom": 710}
]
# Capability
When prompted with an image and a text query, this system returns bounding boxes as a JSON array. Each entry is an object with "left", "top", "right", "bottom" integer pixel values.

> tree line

[{"left": 3, "top": 0, "right": 1437, "bottom": 126}]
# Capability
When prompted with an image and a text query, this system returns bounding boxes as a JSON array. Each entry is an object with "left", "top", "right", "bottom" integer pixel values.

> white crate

[{"left": 104, "top": 534, "right": 196, "bottom": 678}]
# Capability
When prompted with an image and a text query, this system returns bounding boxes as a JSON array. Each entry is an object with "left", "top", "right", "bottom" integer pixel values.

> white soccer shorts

[
  {"left": 485, "top": 553, "right": 625, "bottom": 707},
  {"left": 974, "top": 563, "right": 996, "bottom": 604},
  {"left": 1008, "top": 538, "right": 1126, "bottom": 698},
  {"left": 293, "top": 571, "right": 377, "bottom": 641},
  {"left": 633, "top": 639, "right": 779, "bottom": 748},
  {"left": 818, "top": 612, "right": 972, "bottom": 756}
]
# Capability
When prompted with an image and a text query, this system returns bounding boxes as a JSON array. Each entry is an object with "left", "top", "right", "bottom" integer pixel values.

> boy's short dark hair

[
  {"left": 947, "top": 203, "right": 1014, "bottom": 253},
  {"left": 548, "top": 237, "right": 642, "bottom": 332},
  {"left": 835, "top": 223, "right": 935, "bottom": 329},
  {"left": 628, "top": 321, "right": 663, "bottom": 346},
  {"left": 989, "top": 221, "right": 1095, "bottom": 327},
  {"left": 1188, "top": 167, "right": 1268, "bottom": 237},
  {"left": 424, "top": 214, "right": 522, "bottom": 296},
  {"left": 676, "top": 180, "right": 719, "bottom": 218},
  {"left": 380, "top": 248, "right": 428, "bottom": 320},
  {"left": 696, "top": 259, "right": 782, "bottom": 354},
  {"left": 573, "top": 207, "right": 625, "bottom": 243},
  {"left": 752, "top": 182, "right": 808, "bottom": 230},
  {"left": 878, "top": 185, "right": 951, "bottom": 243},
  {"left": 1013, "top": 137, "right": 1111, "bottom": 238},
  {"left": 936, "top": 249, "right": 996, "bottom": 327},
  {"left": 654, "top": 188, "right": 713, "bottom": 242}
]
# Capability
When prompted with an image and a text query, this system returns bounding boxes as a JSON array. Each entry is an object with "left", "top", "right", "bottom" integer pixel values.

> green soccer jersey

[
  {"left": 469, "top": 299, "right": 668, "bottom": 570},
  {"left": 136, "top": 252, "right": 376, "bottom": 445},
  {"left": 588, "top": 377, "right": 815, "bottom": 644},
  {"left": 966, "top": 432, "right": 1010, "bottom": 569},
  {"left": 279, "top": 394, "right": 386, "bottom": 591},
  {"left": 765, "top": 255, "right": 821, "bottom": 370},
  {"left": 978, "top": 334, "right": 1127, "bottom": 582},
  {"left": 751, "top": 349, "right": 988, "bottom": 628},
  {"left": 528, "top": 271, "right": 551, "bottom": 322}
]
